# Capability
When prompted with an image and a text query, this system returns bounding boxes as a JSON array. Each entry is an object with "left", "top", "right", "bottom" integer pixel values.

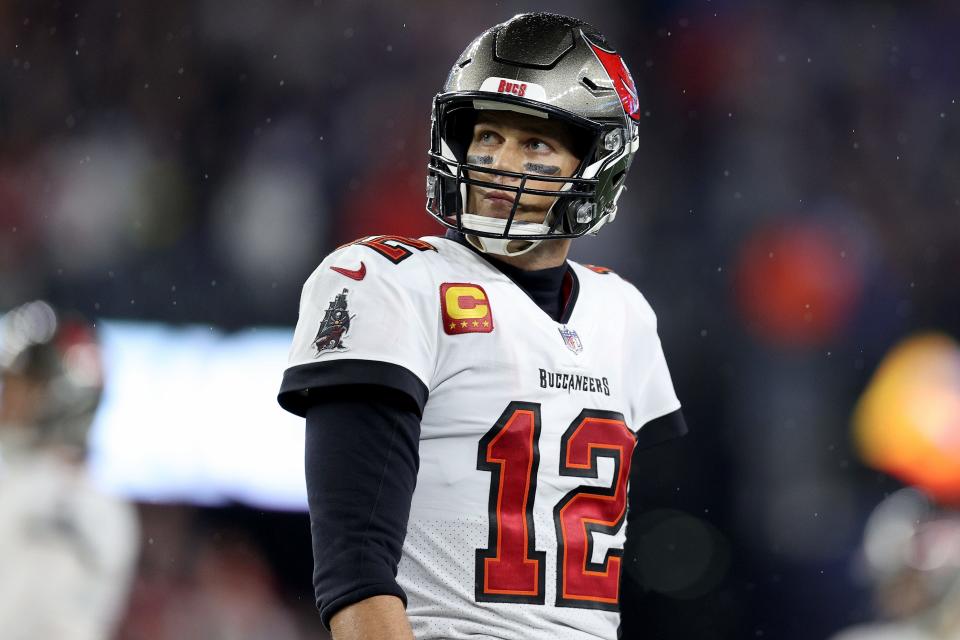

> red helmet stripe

[{"left": 586, "top": 40, "right": 640, "bottom": 122}]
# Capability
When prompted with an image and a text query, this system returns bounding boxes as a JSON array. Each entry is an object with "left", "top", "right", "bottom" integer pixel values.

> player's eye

[
  {"left": 527, "top": 138, "right": 554, "bottom": 153},
  {"left": 476, "top": 130, "right": 502, "bottom": 145}
]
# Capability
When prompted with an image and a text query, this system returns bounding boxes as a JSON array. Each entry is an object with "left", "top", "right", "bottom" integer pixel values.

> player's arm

[
  {"left": 329, "top": 594, "right": 413, "bottom": 640},
  {"left": 620, "top": 429, "right": 693, "bottom": 640},
  {"left": 280, "top": 241, "right": 437, "bottom": 633},
  {"left": 619, "top": 282, "right": 690, "bottom": 637},
  {"left": 304, "top": 386, "right": 421, "bottom": 638}
]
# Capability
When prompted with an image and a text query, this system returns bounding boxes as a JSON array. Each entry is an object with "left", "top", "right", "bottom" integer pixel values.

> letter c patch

[{"left": 441, "top": 283, "right": 494, "bottom": 335}]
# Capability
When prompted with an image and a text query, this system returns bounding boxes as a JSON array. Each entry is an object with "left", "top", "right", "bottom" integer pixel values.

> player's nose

[{"left": 490, "top": 141, "right": 524, "bottom": 183}]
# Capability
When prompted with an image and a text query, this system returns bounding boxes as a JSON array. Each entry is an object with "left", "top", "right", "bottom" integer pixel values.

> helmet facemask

[{"left": 428, "top": 95, "right": 633, "bottom": 256}]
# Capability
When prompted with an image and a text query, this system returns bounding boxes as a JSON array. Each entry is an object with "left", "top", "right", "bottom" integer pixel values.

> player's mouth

[
  {"left": 480, "top": 190, "right": 521, "bottom": 219},
  {"left": 484, "top": 190, "right": 516, "bottom": 205}
]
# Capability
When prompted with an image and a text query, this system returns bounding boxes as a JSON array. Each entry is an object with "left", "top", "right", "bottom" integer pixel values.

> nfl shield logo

[{"left": 558, "top": 326, "right": 583, "bottom": 355}]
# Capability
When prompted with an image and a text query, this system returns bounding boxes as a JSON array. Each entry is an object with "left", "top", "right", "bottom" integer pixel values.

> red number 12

[{"left": 476, "top": 402, "right": 636, "bottom": 610}]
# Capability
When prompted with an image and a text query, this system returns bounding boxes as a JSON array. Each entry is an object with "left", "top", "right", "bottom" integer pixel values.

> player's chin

[
  {"left": 474, "top": 200, "right": 548, "bottom": 223},
  {"left": 475, "top": 197, "right": 514, "bottom": 219}
]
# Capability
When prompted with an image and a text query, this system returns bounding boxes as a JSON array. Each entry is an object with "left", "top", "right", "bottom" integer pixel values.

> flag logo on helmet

[{"left": 586, "top": 40, "right": 640, "bottom": 122}]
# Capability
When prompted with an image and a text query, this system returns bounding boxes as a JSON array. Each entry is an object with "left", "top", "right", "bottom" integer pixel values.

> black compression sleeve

[
  {"left": 304, "top": 387, "right": 421, "bottom": 629},
  {"left": 619, "top": 410, "right": 690, "bottom": 639}
]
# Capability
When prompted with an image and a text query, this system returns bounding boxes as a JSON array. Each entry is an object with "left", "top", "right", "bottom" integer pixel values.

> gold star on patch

[
  {"left": 472, "top": 320, "right": 479, "bottom": 327},
  {"left": 483, "top": 320, "right": 490, "bottom": 327},
  {"left": 460, "top": 321, "right": 468, "bottom": 328},
  {"left": 448, "top": 322, "right": 456, "bottom": 330}
]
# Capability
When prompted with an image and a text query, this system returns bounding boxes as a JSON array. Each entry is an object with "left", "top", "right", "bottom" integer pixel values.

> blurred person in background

[
  {"left": 831, "top": 489, "right": 960, "bottom": 640},
  {"left": 0, "top": 301, "right": 139, "bottom": 640}
]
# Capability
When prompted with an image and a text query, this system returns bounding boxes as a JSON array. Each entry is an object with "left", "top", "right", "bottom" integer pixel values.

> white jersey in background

[
  {"left": 0, "top": 451, "right": 139, "bottom": 640},
  {"left": 284, "top": 235, "right": 683, "bottom": 640}
]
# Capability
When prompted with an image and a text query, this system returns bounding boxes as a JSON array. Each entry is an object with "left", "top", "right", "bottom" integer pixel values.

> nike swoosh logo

[{"left": 330, "top": 262, "right": 366, "bottom": 281}]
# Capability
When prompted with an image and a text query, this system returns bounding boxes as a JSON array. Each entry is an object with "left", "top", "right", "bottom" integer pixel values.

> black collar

[{"left": 443, "top": 230, "right": 578, "bottom": 323}]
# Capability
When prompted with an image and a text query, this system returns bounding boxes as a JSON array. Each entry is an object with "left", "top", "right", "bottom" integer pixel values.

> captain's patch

[{"left": 440, "top": 283, "right": 494, "bottom": 335}]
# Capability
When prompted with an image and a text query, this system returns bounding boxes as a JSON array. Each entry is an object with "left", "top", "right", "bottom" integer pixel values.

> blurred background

[{"left": 1, "top": 1, "right": 959, "bottom": 638}]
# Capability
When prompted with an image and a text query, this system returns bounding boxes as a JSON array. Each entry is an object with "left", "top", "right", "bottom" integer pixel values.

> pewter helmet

[{"left": 426, "top": 12, "right": 640, "bottom": 255}]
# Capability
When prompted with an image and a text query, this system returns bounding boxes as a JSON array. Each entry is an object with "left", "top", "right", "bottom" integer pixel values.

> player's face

[
  {"left": 465, "top": 111, "right": 581, "bottom": 224},
  {"left": 0, "top": 372, "right": 43, "bottom": 429}
]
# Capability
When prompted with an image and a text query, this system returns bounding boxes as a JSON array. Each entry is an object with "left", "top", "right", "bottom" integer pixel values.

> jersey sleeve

[
  {"left": 278, "top": 243, "right": 438, "bottom": 417},
  {"left": 623, "top": 282, "right": 687, "bottom": 449}
]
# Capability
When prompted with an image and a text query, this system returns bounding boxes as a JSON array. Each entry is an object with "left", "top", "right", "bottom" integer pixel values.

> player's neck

[{"left": 489, "top": 239, "right": 571, "bottom": 271}]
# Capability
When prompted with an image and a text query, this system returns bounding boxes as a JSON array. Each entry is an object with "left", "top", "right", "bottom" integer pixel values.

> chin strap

[
  {"left": 465, "top": 234, "right": 542, "bottom": 256},
  {"left": 459, "top": 212, "right": 551, "bottom": 257}
]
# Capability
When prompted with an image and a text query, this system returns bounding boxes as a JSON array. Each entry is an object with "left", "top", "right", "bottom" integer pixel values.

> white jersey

[
  {"left": 0, "top": 451, "right": 139, "bottom": 640},
  {"left": 284, "top": 234, "right": 683, "bottom": 640}
]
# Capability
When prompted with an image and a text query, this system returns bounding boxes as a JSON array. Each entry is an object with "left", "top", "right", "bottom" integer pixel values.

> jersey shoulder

[
  {"left": 302, "top": 234, "right": 452, "bottom": 292},
  {"left": 570, "top": 261, "right": 658, "bottom": 330},
  {"left": 299, "top": 234, "right": 477, "bottom": 331},
  {"left": 323, "top": 234, "right": 441, "bottom": 274}
]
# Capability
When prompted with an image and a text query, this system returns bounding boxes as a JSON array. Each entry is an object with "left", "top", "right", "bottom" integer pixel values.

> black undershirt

[
  {"left": 446, "top": 229, "right": 570, "bottom": 322},
  {"left": 300, "top": 233, "right": 686, "bottom": 632},
  {"left": 494, "top": 259, "right": 568, "bottom": 320}
]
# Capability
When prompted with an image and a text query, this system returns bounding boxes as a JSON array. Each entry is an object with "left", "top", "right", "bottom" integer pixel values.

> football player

[
  {"left": 830, "top": 489, "right": 960, "bottom": 640},
  {"left": 278, "top": 13, "right": 686, "bottom": 640},
  {"left": 0, "top": 301, "right": 139, "bottom": 639}
]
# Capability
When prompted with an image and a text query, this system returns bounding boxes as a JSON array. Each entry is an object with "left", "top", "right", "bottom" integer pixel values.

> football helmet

[
  {"left": 0, "top": 301, "right": 104, "bottom": 454},
  {"left": 426, "top": 12, "right": 641, "bottom": 256}
]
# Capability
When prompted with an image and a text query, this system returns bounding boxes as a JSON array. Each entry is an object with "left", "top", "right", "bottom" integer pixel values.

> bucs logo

[
  {"left": 313, "top": 288, "right": 353, "bottom": 354},
  {"left": 497, "top": 79, "right": 527, "bottom": 97},
  {"left": 585, "top": 37, "right": 640, "bottom": 122}
]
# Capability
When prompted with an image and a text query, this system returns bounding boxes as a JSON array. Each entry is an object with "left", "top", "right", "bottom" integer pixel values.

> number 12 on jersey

[{"left": 475, "top": 401, "right": 637, "bottom": 610}]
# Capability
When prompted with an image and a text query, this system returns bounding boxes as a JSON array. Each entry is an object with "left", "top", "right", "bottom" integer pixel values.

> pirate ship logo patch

[
  {"left": 313, "top": 288, "right": 354, "bottom": 354},
  {"left": 558, "top": 325, "right": 583, "bottom": 355}
]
